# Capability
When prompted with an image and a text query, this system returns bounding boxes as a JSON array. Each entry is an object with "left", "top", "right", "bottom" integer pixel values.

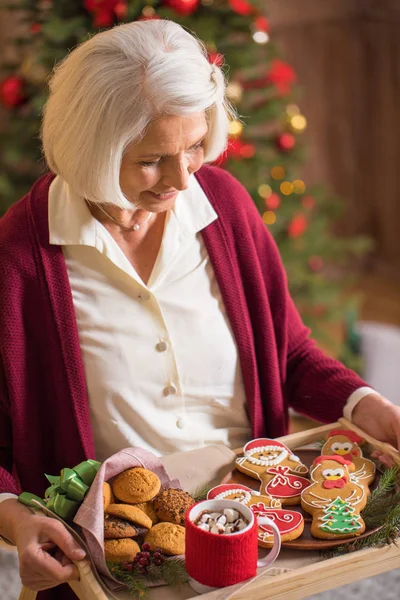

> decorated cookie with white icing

[
  {"left": 321, "top": 429, "right": 375, "bottom": 491},
  {"left": 207, "top": 483, "right": 304, "bottom": 546},
  {"left": 235, "top": 438, "right": 310, "bottom": 505},
  {"left": 301, "top": 455, "right": 367, "bottom": 539}
]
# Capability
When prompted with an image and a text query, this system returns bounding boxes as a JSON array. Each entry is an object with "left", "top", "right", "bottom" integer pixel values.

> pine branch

[{"left": 192, "top": 484, "right": 211, "bottom": 501}]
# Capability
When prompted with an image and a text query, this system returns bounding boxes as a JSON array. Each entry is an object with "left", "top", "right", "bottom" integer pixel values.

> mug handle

[{"left": 256, "top": 516, "right": 281, "bottom": 568}]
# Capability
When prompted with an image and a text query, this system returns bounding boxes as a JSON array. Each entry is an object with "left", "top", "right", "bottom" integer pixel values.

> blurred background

[{"left": 1, "top": 0, "right": 400, "bottom": 598}]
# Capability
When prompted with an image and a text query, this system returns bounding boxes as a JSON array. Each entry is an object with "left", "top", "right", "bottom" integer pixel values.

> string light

[
  {"left": 280, "top": 181, "right": 293, "bottom": 195},
  {"left": 293, "top": 179, "right": 306, "bottom": 194},
  {"left": 286, "top": 104, "right": 300, "bottom": 117},
  {"left": 271, "top": 166, "right": 285, "bottom": 180},
  {"left": 228, "top": 120, "right": 244, "bottom": 136},
  {"left": 252, "top": 31, "right": 269, "bottom": 44},
  {"left": 258, "top": 184, "right": 272, "bottom": 198},
  {"left": 226, "top": 82, "right": 243, "bottom": 103},
  {"left": 263, "top": 211, "right": 276, "bottom": 225},
  {"left": 290, "top": 114, "right": 307, "bottom": 133}
]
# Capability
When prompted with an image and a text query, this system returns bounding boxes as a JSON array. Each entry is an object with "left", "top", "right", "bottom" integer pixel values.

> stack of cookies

[{"left": 103, "top": 467, "right": 196, "bottom": 563}]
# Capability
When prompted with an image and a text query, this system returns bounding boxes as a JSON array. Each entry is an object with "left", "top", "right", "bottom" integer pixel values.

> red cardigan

[{"left": 0, "top": 166, "right": 366, "bottom": 599}]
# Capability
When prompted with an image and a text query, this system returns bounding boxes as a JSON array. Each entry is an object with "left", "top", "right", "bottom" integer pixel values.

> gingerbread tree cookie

[
  {"left": 301, "top": 455, "right": 367, "bottom": 539},
  {"left": 321, "top": 429, "right": 375, "bottom": 490},
  {"left": 207, "top": 483, "right": 304, "bottom": 546},
  {"left": 235, "top": 438, "right": 310, "bottom": 505}
]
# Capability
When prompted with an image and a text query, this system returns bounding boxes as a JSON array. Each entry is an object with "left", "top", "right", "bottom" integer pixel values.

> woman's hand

[
  {"left": 351, "top": 392, "right": 400, "bottom": 467},
  {"left": 0, "top": 499, "right": 85, "bottom": 591}
]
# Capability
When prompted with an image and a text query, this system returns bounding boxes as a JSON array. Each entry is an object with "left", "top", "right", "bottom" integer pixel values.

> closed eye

[{"left": 139, "top": 140, "right": 205, "bottom": 168}]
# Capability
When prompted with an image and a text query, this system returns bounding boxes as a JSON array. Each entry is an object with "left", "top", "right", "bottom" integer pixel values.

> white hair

[{"left": 41, "top": 19, "right": 236, "bottom": 208}]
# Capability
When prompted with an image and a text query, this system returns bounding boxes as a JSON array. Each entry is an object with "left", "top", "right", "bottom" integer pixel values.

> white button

[
  {"left": 176, "top": 418, "right": 187, "bottom": 430},
  {"left": 138, "top": 292, "right": 150, "bottom": 301},
  {"left": 156, "top": 341, "right": 168, "bottom": 352},
  {"left": 163, "top": 383, "right": 177, "bottom": 396}
]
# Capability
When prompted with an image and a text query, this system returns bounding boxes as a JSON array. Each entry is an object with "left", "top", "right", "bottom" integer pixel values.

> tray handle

[{"left": 339, "top": 417, "right": 400, "bottom": 466}]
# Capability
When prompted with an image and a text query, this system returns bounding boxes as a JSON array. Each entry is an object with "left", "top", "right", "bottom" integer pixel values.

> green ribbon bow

[{"left": 18, "top": 459, "right": 101, "bottom": 521}]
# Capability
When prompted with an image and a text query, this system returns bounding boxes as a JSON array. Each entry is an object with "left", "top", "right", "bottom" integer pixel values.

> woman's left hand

[{"left": 351, "top": 392, "right": 400, "bottom": 467}]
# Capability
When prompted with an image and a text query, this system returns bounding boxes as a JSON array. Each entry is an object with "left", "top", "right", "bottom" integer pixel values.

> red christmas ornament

[
  {"left": 163, "top": 0, "right": 200, "bottom": 16},
  {"left": 254, "top": 16, "right": 270, "bottom": 32},
  {"left": 276, "top": 132, "right": 296, "bottom": 152},
  {"left": 0, "top": 76, "right": 26, "bottom": 108},
  {"left": 308, "top": 256, "right": 324, "bottom": 272},
  {"left": 229, "top": 0, "right": 254, "bottom": 16},
  {"left": 30, "top": 23, "right": 41, "bottom": 34},
  {"left": 302, "top": 195, "right": 315, "bottom": 210},
  {"left": 84, "top": 0, "right": 126, "bottom": 26},
  {"left": 217, "top": 139, "right": 256, "bottom": 165},
  {"left": 288, "top": 213, "right": 307, "bottom": 238},
  {"left": 207, "top": 52, "right": 224, "bottom": 67},
  {"left": 265, "top": 193, "right": 281, "bottom": 210},
  {"left": 266, "top": 60, "right": 296, "bottom": 95}
]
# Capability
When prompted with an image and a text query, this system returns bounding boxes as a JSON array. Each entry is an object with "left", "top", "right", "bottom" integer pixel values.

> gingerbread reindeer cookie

[
  {"left": 321, "top": 429, "right": 375, "bottom": 490},
  {"left": 301, "top": 455, "right": 367, "bottom": 539},
  {"left": 235, "top": 438, "right": 310, "bottom": 505},
  {"left": 207, "top": 483, "right": 304, "bottom": 546}
]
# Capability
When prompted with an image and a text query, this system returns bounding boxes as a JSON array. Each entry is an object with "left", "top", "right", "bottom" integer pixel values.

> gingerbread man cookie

[
  {"left": 207, "top": 483, "right": 304, "bottom": 547},
  {"left": 321, "top": 429, "right": 375, "bottom": 490},
  {"left": 301, "top": 455, "right": 367, "bottom": 539},
  {"left": 235, "top": 438, "right": 310, "bottom": 505}
]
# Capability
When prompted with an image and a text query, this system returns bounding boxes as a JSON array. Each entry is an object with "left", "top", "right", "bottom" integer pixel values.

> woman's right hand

[{"left": 1, "top": 499, "right": 86, "bottom": 591}]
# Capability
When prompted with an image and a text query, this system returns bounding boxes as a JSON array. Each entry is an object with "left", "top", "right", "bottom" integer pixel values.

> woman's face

[{"left": 120, "top": 112, "right": 208, "bottom": 213}]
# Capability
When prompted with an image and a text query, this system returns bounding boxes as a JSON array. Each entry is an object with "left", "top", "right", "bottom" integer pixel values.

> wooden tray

[
  {"left": 222, "top": 448, "right": 382, "bottom": 550},
  {"left": 19, "top": 418, "right": 400, "bottom": 600}
]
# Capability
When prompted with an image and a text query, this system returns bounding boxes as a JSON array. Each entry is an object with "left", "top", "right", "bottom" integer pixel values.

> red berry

[
  {"left": 153, "top": 551, "right": 161, "bottom": 559},
  {"left": 141, "top": 551, "right": 150, "bottom": 559},
  {"left": 153, "top": 558, "right": 163, "bottom": 566},
  {"left": 142, "top": 543, "right": 151, "bottom": 551},
  {"left": 139, "top": 557, "right": 149, "bottom": 566}
]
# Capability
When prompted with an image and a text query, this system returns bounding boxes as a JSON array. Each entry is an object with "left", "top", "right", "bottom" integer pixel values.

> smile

[{"left": 148, "top": 191, "right": 178, "bottom": 200}]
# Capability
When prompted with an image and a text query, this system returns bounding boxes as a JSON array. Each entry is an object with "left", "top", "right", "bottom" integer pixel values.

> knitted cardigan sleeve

[{"left": 0, "top": 358, "right": 19, "bottom": 494}]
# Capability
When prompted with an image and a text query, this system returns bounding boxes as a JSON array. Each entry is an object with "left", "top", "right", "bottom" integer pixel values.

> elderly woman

[{"left": 0, "top": 19, "right": 399, "bottom": 598}]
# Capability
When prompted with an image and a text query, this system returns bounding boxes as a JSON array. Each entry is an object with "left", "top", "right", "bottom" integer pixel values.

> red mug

[{"left": 185, "top": 499, "right": 281, "bottom": 593}]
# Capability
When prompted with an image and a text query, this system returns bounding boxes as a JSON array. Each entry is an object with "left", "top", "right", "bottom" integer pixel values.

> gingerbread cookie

[
  {"left": 207, "top": 483, "right": 304, "bottom": 547},
  {"left": 236, "top": 438, "right": 310, "bottom": 505},
  {"left": 154, "top": 489, "right": 196, "bottom": 526},
  {"left": 112, "top": 467, "right": 161, "bottom": 504},
  {"left": 104, "top": 515, "right": 137, "bottom": 539},
  {"left": 102, "top": 482, "right": 114, "bottom": 509},
  {"left": 144, "top": 522, "right": 185, "bottom": 555},
  {"left": 104, "top": 538, "right": 140, "bottom": 563},
  {"left": 321, "top": 429, "right": 375, "bottom": 490},
  {"left": 301, "top": 455, "right": 367, "bottom": 539},
  {"left": 134, "top": 500, "right": 159, "bottom": 526},
  {"left": 105, "top": 503, "right": 153, "bottom": 530}
]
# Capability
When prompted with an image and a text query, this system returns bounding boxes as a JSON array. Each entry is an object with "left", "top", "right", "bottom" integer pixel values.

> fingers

[
  {"left": 40, "top": 519, "right": 86, "bottom": 562},
  {"left": 18, "top": 518, "right": 85, "bottom": 591}
]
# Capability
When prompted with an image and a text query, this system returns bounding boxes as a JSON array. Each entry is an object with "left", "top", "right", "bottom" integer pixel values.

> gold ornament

[
  {"left": 293, "top": 179, "right": 306, "bottom": 195},
  {"left": 280, "top": 182, "right": 293, "bottom": 195},
  {"left": 271, "top": 166, "right": 285, "bottom": 180},
  {"left": 263, "top": 211, "right": 276, "bottom": 225},
  {"left": 228, "top": 120, "right": 243, "bottom": 136},
  {"left": 142, "top": 6, "right": 156, "bottom": 16}
]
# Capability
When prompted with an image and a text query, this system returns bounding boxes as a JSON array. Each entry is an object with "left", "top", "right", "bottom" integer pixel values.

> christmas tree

[
  {"left": 320, "top": 497, "right": 363, "bottom": 535},
  {"left": 0, "top": 0, "right": 370, "bottom": 363}
]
